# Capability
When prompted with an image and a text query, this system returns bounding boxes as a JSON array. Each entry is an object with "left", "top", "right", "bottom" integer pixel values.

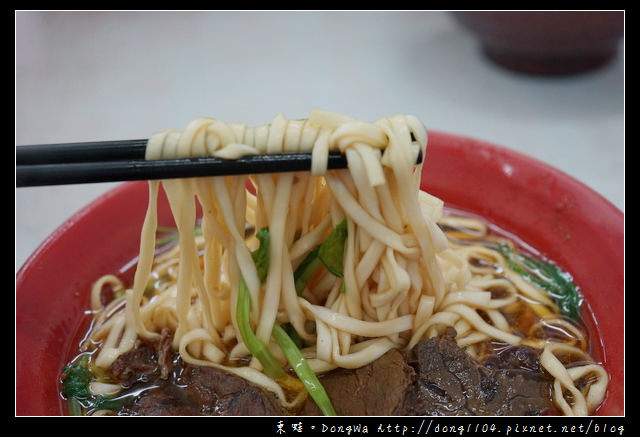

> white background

[{"left": 15, "top": 11, "right": 624, "bottom": 271}]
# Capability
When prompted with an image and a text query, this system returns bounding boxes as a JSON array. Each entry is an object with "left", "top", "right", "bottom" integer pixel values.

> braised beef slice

[
  {"left": 180, "top": 365, "right": 285, "bottom": 415},
  {"left": 156, "top": 328, "right": 174, "bottom": 380},
  {"left": 109, "top": 327, "right": 555, "bottom": 416},
  {"left": 110, "top": 329, "right": 284, "bottom": 416},
  {"left": 122, "top": 386, "right": 201, "bottom": 416},
  {"left": 483, "top": 344, "right": 544, "bottom": 372},
  {"left": 300, "top": 348, "right": 415, "bottom": 416},
  {"left": 121, "top": 364, "right": 285, "bottom": 416},
  {"left": 394, "top": 329, "right": 555, "bottom": 416},
  {"left": 108, "top": 328, "right": 174, "bottom": 386},
  {"left": 109, "top": 344, "right": 158, "bottom": 387}
]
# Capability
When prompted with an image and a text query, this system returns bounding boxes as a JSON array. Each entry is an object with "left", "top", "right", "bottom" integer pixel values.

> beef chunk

[
  {"left": 118, "top": 364, "right": 284, "bottom": 416},
  {"left": 483, "top": 344, "right": 544, "bottom": 372},
  {"left": 109, "top": 328, "right": 556, "bottom": 416},
  {"left": 300, "top": 348, "right": 415, "bottom": 415},
  {"left": 121, "top": 386, "right": 201, "bottom": 416},
  {"left": 181, "top": 365, "right": 285, "bottom": 416},
  {"left": 156, "top": 328, "right": 174, "bottom": 380},
  {"left": 108, "top": 328, "right": 174, "bottom": 386},
  {"left": 109, "top": 344, "right": 158, "bottom": 387},
  {"left": 394, "top": 329, "right": 555, "bottom": 416},
  {"left": 110, "top": 330, "right": 284, "bottom": 416}
]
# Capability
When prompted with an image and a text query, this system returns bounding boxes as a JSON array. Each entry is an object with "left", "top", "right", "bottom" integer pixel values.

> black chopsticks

[
  {"left": 16, "top": 139, "right": 423, "bottom": 187},
  {"left": 16, "top": 139, "right": 149, "bottom": 165}
]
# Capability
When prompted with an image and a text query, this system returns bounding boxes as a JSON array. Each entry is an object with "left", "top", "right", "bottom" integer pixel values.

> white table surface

[{"left": 15, "top": 11, "right": 624, "bottom": 272}]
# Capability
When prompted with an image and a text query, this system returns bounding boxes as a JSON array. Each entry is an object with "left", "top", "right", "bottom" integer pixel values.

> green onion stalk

[{"left": 237, "top": 226, "right": 337, "bottom": 415}]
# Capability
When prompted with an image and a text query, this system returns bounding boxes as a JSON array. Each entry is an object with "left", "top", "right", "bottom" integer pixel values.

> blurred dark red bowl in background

[
  {"left": 452, "top": 11, "right": 624, "bottom": 75},
  {"left": 16, "top": 131, "right": 624, "bottom": 415}
]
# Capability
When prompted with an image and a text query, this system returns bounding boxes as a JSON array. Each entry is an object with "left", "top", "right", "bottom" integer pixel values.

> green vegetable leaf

[
  {"left": 67, "top": 398, "right": 83, "bottom": 416},
  {"left": 61, "top": 355, "right": 130, "bottom": 415},
  {"left": 490, "top": 243, "right": 583, "bottom": 320},
  {"left": 237, "top": 277, "right": 286, "bottom": 380},
  {"left": 61, "top": 356, "right": 92, "bottom": 401},
  {"left": 293, "top": 247, "right": 322, "bottom": 295},
  {"left": 293, "top": 220, "right": 348, "bottom": 295},
  {"left": 318, "top": 219, "right": 347, "bottom": 278},
  {"left": 251, "top": 227, "right": 270, "bottom": 283},
  {"left": 272, "top": 324, "right": 337, "bottom": 416},
  {"left": 283, "top": 323, "right": 305, "bottom": 349}
]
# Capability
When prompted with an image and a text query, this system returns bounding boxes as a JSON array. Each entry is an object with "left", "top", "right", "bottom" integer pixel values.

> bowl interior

[{"left": 16, "top": 131, "right": 624, "bottom": 415}]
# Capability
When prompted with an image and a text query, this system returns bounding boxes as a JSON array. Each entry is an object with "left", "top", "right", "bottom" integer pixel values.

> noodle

[{"left": 74, "top": 110, "right": 608, "bottom": 416}]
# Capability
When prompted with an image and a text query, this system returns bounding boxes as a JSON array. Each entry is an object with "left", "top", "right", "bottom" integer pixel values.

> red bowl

[
  {"left": 451, "top": 11, "right": 624, "bottom": 75},
  {"left": 16, "top": 131, "right": 624, "bottom": 416}
]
